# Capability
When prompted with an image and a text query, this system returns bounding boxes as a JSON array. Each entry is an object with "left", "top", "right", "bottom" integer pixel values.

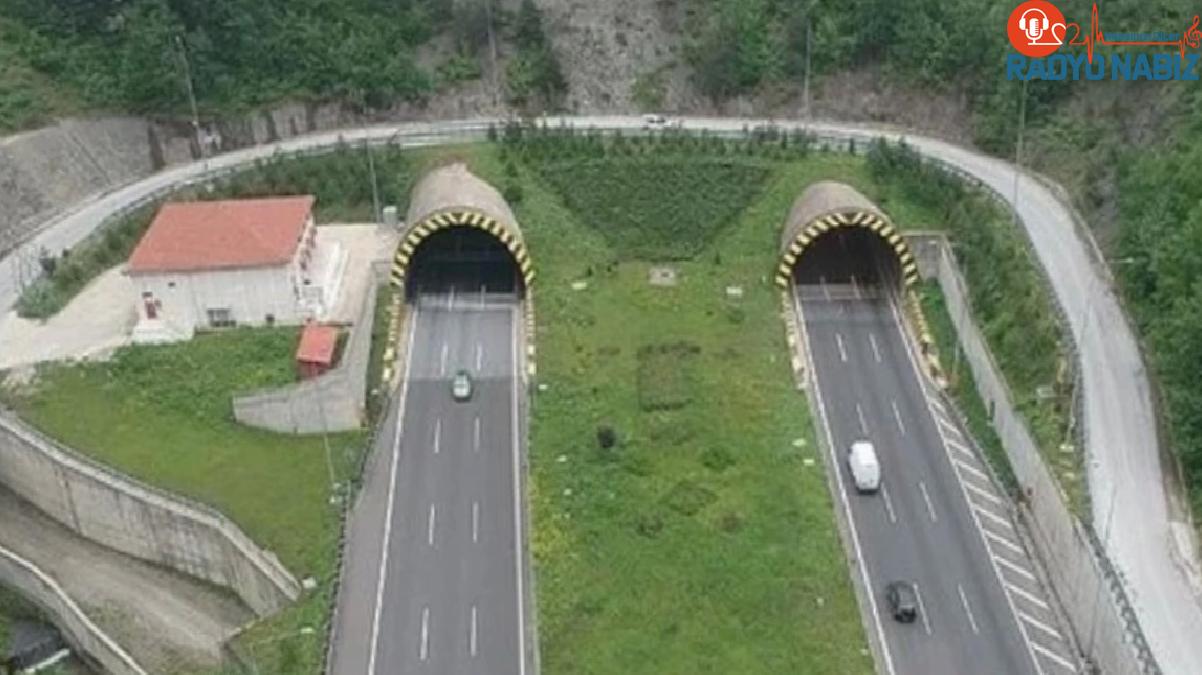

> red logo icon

[{"left": 1008, "top": 1, "right": 1067, "bottom": 57}]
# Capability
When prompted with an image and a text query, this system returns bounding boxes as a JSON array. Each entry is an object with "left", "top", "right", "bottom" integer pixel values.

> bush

[{"left": 596, "top": 425, "right": 617, "bottom": 450}]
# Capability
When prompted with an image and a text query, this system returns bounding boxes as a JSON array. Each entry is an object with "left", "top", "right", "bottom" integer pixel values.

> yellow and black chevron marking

[
  {"left": 774, "top": 210, "right": 920, "bottom": 288},
  {"left": 390, "top": 210, "right": 535, "bottom": 289}
]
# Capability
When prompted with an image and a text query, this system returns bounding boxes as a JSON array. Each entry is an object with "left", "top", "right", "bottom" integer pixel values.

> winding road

[{"left": 3, "top": 114, "right": 1196, "bottom": 673}]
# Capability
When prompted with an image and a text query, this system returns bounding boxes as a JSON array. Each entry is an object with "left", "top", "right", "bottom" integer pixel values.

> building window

[
  {"left": 168, "top": 281, "right": 176, "bottom": 289},
  {"left": 265, "top": 313, "right": 275, "bottom": 326},
  {"left": 206, "top": 308, "right": 235, "bottom": 328}
]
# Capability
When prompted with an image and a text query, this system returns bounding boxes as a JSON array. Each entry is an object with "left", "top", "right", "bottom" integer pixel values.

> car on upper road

[
  {"left": 451, "top": 369, "right": 474, "bottom": 402},
  {"left": 847, "top": 440, "right": 881, "bottom": 493},
  {"left": 885, "top": 580, "right": 918, "bottom": 623}
]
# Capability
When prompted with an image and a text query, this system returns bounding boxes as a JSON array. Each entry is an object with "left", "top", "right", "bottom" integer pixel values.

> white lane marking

[
  {"left": 473, "top": 417, "right": 481, "bottom": 453},
  {"left": 835, "top": 332, "right": 848, "bottom": 362},
  {"left": 510, "top": 304, "right": 528, "bottom": 675},
  {"left": 476, "top": 343, "right": 484, "bottom": 371},
  {"left": 891, "top": 399, "right": 907, "bottom": 435},
  {"left": 1006, "top": 582, "right": 1051, "bottom": 610},
  {"left": 368, "top": 303, "right": 420, "bottom": 675},
  {"left": 1019, "top": 611, "right": 1064, "bottom": 641},
  {"left": 984, "top": 529, "right": 1025, "bottom": 556},
  {"left": 975, "top": 505, "right": 1016, "bottom": 531},
  {"left": 470, "top": 604, "right": 479, "bottom": 657},
  {"left": 868, "top": 333, "right": 882, "bottom": 362},
  {"left": 945, "top": 438, "right": 975, "bottom": 459},
  {"left": 433, "top": 418, "right": 442, "bottom": 455},
  {"left": 994, "top": 553, "right": 1038, "bottom": 582},
  {"left": 958, "top": 584, "right": 980, "bottom": 635},
  {"left": 855, "top": 403, "right": 869, "bottom": 436},
  {"left": 792, "top": 290, "right": 896, "bottom": 675},
  {"left": 913, "top": 582, "right": 933, "bottom": 635},
  {"left": 880, "top": 482, "right": 898, "bottom": 524},
  {"left": 965, "top": 480, "right": 1004, "bottom": 506},
  {"left": 449, "top": 285, "right": 457, "bottom": 310},
  {"left": 918, "top": 481, "right": 938, "bottom": 523},
  {"left": 480, "top": 283, "right": 487, "bottom": 309},
  {"left": 472, "top": 501, "right": 480, "bottom": 543},
  {"left": 1031, "top": 641, "right": 1078, "bottom": 671},
  {"left": 419, "top": 606, "right": 430, "bottom": 661},
  {"left": 954, "top": 459, "right": 990, "bottom": 482},
  {"left": 927, "top": 394, "right": 947, "bottom": 413},
  {"left": 440, "top": 342, "right": 449, "bottom": 376},
  {"left": 850, "top": 274, "right": 861, "bottom": 300},
  {"left": 427, "top": 504, "right": 436, "bottom": 547},
  {"left": 937, "top": 416, "right": 963, "bottom": 438},
  {"left": 884, "top": 295, "right": 1046, "bottom": 675},
  {"left": 820, "top": 275, "right": 831, "bottom": 300}
]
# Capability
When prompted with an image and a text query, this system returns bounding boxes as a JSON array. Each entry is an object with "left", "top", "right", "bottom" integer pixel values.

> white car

[
  {"left": 643, "top": 114, "right": 680, "bottom": 130},
  {"left": 848, "top": 440, "right": 881, "bottom": 493},
  {"left": 451, "top": 370, "right": 473, "bottom": 402}
]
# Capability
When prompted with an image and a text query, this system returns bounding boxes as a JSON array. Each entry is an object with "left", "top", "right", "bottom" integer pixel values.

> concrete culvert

[
  {"left": 391, "top": 163, "right": 533, "bottom": 296},
  {"left": 775, "top": 181, "right": 919, "bottom": 290}
]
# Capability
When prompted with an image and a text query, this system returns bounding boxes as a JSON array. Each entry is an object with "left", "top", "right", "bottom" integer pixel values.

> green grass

[
  {"left": 1, "top": 328, "right": 368, "bottom": 674},
  {"left": 467, "top": 145, "right": 875, "bottom": 674}
]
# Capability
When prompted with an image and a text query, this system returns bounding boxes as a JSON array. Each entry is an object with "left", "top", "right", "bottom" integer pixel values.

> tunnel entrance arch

[
  {"left": 775, "top": 181, "right": 918, "bottom": 289},
  {"left": 390, "top": 163, "right": 534, "bottom": 294}
]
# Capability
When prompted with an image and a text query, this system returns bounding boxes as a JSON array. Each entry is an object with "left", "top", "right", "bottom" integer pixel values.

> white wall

[{"left": 132, "top": 263, "right": 308, "bottom": 330}]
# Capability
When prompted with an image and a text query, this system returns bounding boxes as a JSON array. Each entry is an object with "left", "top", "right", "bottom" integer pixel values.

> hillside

[{"left": 1, "top": 0, "right": 1201, "bottom": 519}]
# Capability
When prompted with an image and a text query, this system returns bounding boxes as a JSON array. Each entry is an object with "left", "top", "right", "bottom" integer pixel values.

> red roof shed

[{"left": 296, "top": 324, "right": 338, "bottom": 380}]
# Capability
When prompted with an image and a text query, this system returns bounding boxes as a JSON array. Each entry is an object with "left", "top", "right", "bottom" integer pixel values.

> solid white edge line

[
  {"left": 511, "top": 303, "right": 528, "bottom": 675},
  {"left": 884, "top": 295, "right": 1047, "bottom": 675},
  {"left": 793, "top": 288, "right": 897, "bottom": 675},
  {"left": 958, "top": 584, "right": 981, "bottom": 635},
  {"left": 367, "top": 302, "right": 420, "bottom": 675},
  {"left": 912, "top": 582, "right": 933, "bottom": 636}
]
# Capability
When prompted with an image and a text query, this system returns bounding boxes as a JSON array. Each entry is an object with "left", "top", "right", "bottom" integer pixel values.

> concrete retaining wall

[
  {"left": 0, "top": 544, "right": 147, "bottom": 675},
  {"left": 0, "top": 118, "right": 154, "bottom": 256},
  {"left": 233, "top": 265, "right": 382, "bottom": 433},
  {"left": 0, "top": 412, "right": 301, "bottom": 617},
  {"left": 932, "top": 240, "right": 1152, "bottom": 674}
]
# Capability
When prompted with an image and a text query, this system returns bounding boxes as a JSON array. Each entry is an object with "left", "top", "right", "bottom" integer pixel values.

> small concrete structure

[
  {"left": 391, "top": 163, "right": 533, "bottom": 289},
  {"left": 775, "top": 181, "right": 919, "bottom": 288},
  {"left": 126, "top": 196, "right": 345, "bottom": 343}
]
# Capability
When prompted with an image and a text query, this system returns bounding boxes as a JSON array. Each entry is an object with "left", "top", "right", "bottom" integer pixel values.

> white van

[{"left": 848, "top": 441, "right": 881, "bottom": 493}]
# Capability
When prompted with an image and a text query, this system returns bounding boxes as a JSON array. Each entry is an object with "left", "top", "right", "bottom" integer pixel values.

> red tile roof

[
  {"left": 296, "top": 324, "right": 339, "bottom": 365},
  {"left": 127, "top": 196, "right": 315, "bottom": 273}
]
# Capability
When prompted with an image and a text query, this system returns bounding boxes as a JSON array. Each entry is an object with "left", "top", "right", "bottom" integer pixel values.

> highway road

[
  {"left": 793, "top": 232, "right": 1076, "bottom": 674},
  {"left": 331, "top": 275, "right": 528, "bottom": 675},
  {"left": 3, "top": 114, "right": 1194, "bottom": 672}
]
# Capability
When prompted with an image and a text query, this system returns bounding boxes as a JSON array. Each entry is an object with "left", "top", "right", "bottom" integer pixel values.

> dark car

[{"left": 885, "top": 581, "right": 918, "bottom": 623}]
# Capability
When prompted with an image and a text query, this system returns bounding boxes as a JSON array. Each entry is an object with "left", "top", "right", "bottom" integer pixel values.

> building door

[{"left": 142, "top": 292, "right": 158, "bottom": 319}]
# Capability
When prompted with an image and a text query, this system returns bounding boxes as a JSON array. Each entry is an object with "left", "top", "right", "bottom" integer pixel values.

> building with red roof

[{"left": 126, "top": 196, "right": 345, "bottom": 343}]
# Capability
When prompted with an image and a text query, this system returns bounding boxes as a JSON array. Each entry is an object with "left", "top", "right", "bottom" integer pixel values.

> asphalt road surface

[
  {"left": 793, "top": 234, "right": 1076, "bottom": 675},
  {"left": 4, "top": 114, "right": 1193, "bottom": 672},
  {"left": 331, "top": 280, "right": 527, "bottom": 675}
]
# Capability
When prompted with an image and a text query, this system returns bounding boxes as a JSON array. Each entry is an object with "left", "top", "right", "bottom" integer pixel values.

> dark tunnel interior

[
  {"left": 406, "top": 226, "right": 523, "bottom": 301},
  {"left": 791, "top": 227, "right": 901, "bottom": 293}
]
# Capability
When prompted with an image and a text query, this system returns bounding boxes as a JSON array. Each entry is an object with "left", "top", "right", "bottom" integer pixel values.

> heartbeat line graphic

[{"left": 1067, "top": 3, "right": 1202, "bottom": 62}]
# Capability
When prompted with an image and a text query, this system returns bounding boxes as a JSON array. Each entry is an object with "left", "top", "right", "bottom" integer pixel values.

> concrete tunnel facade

[
  {"left": 391, "top": 163, "right": 534, "bottom": 289},
  {"left": 775, "top": 181, "right": 919, "bottom": 288}
]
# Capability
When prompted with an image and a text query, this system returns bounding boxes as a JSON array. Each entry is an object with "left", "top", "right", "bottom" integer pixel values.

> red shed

[{"left": 296, "top": 324, "right": 338, "bottom": 379}]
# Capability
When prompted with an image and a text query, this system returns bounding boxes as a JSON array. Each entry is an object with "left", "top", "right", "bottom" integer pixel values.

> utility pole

[
  {"left": 803, "top": 14, "right": 813, "bottom": 123},
  {"left": 365, "top": 138, "right": 381, "bottom": 224},
  {"left": 174, "top": 34, "right": 204, "bottom": 158},
  {"left": 486, "top": 0, "right": 500, "bottom": 107}
]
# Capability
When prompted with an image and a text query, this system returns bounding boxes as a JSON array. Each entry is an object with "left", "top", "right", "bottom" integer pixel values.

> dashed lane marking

[
  {"left": 958, "top": 584, "right": 980, "bottom": 635},
  {"left": 836, "top": 332, "right": 849, "bottom": 362}
]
